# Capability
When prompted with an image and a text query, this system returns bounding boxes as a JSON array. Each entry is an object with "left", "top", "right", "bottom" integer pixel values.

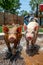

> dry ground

[{"left": 0, "top": 36, "right": 43, "bottom": 65}]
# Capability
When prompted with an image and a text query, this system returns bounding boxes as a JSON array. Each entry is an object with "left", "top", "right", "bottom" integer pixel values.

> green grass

[
  {"left": 39, "top": 28, "right": 43, "bottom": 32},
  {"left": 0, "top": 26, "right": 43, "bottom": 33},
  {"left": 0, "top": 26, "right": 2, "bottom": 32}
]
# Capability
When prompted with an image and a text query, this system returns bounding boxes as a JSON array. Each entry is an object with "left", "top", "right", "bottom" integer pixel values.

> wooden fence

[{"left": 0, "top": 12, "right": 24, "bottom": 25}]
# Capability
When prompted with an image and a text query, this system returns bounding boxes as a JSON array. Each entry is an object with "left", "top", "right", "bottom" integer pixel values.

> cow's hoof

[{"left": 4, "top": 52, "right": 12, "bottom": 59}]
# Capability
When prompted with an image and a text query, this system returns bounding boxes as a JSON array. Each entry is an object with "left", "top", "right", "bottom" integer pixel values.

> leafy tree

[
  {"left": 29, "top": 0, "right": 43, "bottom": 11},
  {"left": 20, "top": 10, "right": 29, "bottom": 16},
  {"left": 0, "top": 0, "right": 21, "bottom": 24},
  {"left": 0, "top": 7, "right": 4, "bottom": 12},
  {"left": 0, "top": 0, "right": 21, "bottom": 12},
  {"left": 29, "top": 0, "right": 43, "bottom": 26}
]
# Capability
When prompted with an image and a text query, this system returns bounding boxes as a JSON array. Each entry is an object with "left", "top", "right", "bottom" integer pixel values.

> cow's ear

[
  {"left": 2, "top": 25, "right": 9, "bottom": 33},
  {"left": 17, "top": 26, "right": 22, "bottom": 33}
]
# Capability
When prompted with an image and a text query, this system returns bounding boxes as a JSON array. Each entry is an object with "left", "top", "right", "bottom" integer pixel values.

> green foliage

[
  {"left": 29, "top": 0, "right": 43, "bottom": 11},
  {"left": 20, "top": 10, "right": 29, "bottom": 16},
  {"left": 0, "top": 0, "right": 21, "bottom": 12},
  {"left": 39, "top": 28, "right": 43, "bottom": 32},
  {"left": 0, "top": 0, "right": 21, "bottom": 24},
  {"left": 0, "top": 7, "right": 3, "bottom": 12},
  {"left": 0, "top": 26, "right": 2, "bottom": 32}
]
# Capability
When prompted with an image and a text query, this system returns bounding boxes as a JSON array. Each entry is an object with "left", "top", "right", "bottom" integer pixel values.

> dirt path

[
  {"left": 22, "top": 50, "right": 32, "bottom": 65},
  {"left": 0, "top": 48, "right": 43, "bottom": 65},
  {"left": 22, "top": 50, "right": 43, "bottom": 65},
  {"left": 0, "top": 36, "right": 43, "bottom": 65}
]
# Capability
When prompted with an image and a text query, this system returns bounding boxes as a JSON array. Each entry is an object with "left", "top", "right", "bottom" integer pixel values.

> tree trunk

[
  {"left": 3, "top": 10, "right": 9, "bottom": 25},
  {"left": 3, "top": 11, "right": 6, "bottom": 25},
  {"left": 40, "top": 12, "right": 42, "bottom": 26}
]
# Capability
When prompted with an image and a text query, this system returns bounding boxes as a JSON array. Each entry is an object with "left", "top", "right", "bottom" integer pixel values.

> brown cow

[{"left": 2, "top": 25, "right": 22, "bottom": 61}]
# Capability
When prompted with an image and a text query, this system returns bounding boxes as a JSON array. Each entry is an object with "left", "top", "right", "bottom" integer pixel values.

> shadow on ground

[
  {"left": 4, "top": 45, "right": 24, "bottom": 63},
  {"left": 26, "top": 44, "right": 40, "bottom": 56}
]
